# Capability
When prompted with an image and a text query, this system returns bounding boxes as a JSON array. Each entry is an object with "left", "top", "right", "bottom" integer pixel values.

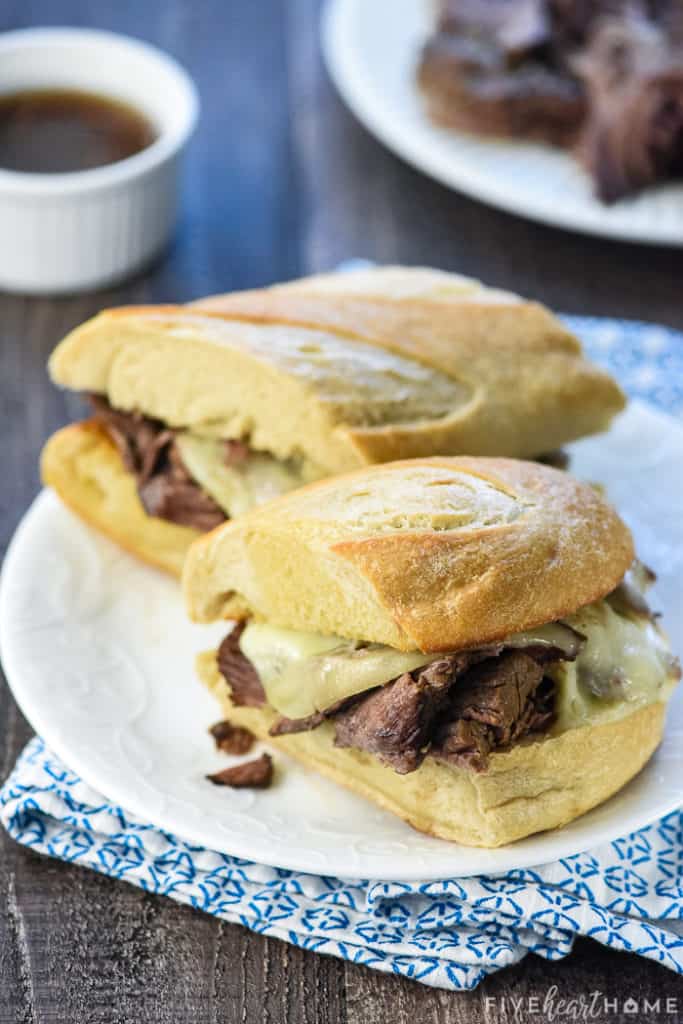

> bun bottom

[
  {"left": 41, "top": 421, "right": 199, "bottom": 579},
  {"left": 198, "top": 651, "right": 666, "bottom": 847}
]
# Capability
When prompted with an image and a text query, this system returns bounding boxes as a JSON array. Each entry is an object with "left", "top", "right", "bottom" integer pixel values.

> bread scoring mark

[
  {"left": 286, "top": 465, "right": 531, "bottom": 537},
  {"left": 155, "top": 314, "right": 470, "bottom": 427}
]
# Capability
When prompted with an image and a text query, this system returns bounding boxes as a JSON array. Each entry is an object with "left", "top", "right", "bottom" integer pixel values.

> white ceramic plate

[
  {"left": 1, "top": 400, "right": 682, "bottom": 880},
  {"left": 322, "top": 0, "right": 683, "bottom": 246}
]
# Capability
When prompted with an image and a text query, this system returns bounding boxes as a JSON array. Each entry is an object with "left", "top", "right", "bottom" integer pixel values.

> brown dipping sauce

[{"left": 0, "top": 89, "right": 156, "bottom": 174}]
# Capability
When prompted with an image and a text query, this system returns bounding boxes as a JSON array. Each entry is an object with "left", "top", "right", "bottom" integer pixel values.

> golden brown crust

[
  {"left": 49, "top": 266, "right": 624, "bottom": 473},
  {"left": 193, "top": 266, "right": 624, "bottom": 461},
  {"left": 183, "top": 456, "right": 634, "bottom": 650},
  {"left": 40, "top": 421, "right": 199, "bottom": 578},
  {"left": 198, "top": 650, "right": 665, "bottom": 847}
]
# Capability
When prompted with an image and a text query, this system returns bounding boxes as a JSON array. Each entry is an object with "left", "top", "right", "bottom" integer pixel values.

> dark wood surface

[{"left": 0, "top": 2, "right": 681, "bottom": 1022}]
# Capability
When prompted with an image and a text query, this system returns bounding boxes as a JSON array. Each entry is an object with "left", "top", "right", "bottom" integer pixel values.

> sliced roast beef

[
  {"left": 333, "top": 655, "right": 473, "bottom": 774},
  {"left": 138, "top": 474, "right": 225, "bottom": 531},
  {"left": 209, "top": 719, "right": 255, "bottom": 755},
  {"left": 269, "top": 710, "right": 326, "bottom": 736},
  {"left": 430, "top": 717, "right": 493, "bottom": 772},
  {"left": 419, "top": 1, "right": 683, "bottom": 200},
  {"left": 207, "top": 753, "right": 273, "bottom": 789},
  {"left": 431, "top": 651, "right": 551, "bottom": 771},
  {"left": 90, "top": 395, "right": 227, "bottom": 531},
  {"left": 333, "top": 650, "right": 554, "bottom": 774},
  {"left": 446, "top": 651, "right": 543, "bottom": 743},
  {"left": 214, "top": 629, "right": 569, "bottom": 776},
  {"left": 575, "top": 8, "right": 683, "bottom": 202},
  {"left": 524, "top": 677, "right": 556, "bottom": 733},
  {"left": 217, "top": 624, "right": 267, "bottom": 708},
  {"left": 89, "top": 394, "right": 163, "bottom": 475},
  {"left": 418, "top": 0, "right": 586, "bottom": 147}
]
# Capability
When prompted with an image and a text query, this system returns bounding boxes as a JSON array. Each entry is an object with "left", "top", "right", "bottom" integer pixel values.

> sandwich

[
  {"left": 43, "top": 265, "right": 624, "bottom": 578},
  {"left": 183, "top": 456, "right": 680, "bottom": 847}
]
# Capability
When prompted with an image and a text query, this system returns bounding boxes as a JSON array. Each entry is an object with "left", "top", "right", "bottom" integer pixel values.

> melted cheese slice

[
  {"left": 239, "top": 620, "right": 591, "bottom": 721},
  {"left": 239, "top": 623, "right": 436, "bottom": 719},
  {"left": 550, "top": 600, "right": 678, "bottom": 731},
  {"left": 238, "top": 601, "right": 678, "bottom": 726},
  {"left": 176, "top": 433, "right": 318, "bottom": 518}
]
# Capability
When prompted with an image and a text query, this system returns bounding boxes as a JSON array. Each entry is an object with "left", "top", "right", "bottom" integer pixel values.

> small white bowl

[{"left": 0, "top": 27, "right": 199, "bottom": 294}]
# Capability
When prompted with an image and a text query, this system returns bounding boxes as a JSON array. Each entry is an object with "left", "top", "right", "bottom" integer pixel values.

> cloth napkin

[
  {"left": 2, "top": 738, "right": 682, "bottom": 991},
  {"left": 2, "top": 315, "right": 683, "bottom": 991}
]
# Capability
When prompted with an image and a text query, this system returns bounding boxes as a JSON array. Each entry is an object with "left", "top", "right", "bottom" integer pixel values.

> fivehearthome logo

[{"left": 485, "top": 987, "right": 679, "bottom": 1021}]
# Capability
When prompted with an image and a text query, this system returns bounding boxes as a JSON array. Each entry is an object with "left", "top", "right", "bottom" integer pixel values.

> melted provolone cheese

[
  {"left": 239, "top": 623, "right": 436, "bottom": 719},
  {"left": 238, "top": 620, "right": 595, "bottom": 721},
  {"left": 238, "top": 593, "right": 679, "bottom": 726},
  {"left": 176, "top": 434, "right": 318, "bottom": 518},
  {"left": 549, "top": 600, "right": 678, "bottom": 731}
]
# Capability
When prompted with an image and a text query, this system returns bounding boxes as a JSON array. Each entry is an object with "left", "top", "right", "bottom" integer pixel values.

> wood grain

[{"left": 0, "top": 1, "right": 681, "bottom": 1021}]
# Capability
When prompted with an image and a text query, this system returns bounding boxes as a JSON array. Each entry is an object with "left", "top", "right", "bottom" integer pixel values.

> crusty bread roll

[
  {"left": 41, "top": 420, "right": 199, "bottom": 577},
  {"left": 49, "top": 265, "right": 624, "bottom": 473},
  {"left": 183, "top": 456, "right": 679, "bottom": 846},
  {"left": 198, "top": 651, "right": 664, "bottom": 848},
  {"left": 183, "top": 457, "right": 634, "bottom": 651}
]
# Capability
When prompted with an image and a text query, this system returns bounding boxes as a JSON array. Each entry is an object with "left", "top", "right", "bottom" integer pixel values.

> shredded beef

[
  {"left": 270, "top": 711, "right": 326, "bottom": 736},
  {"left": 217, "top": 624, "right": 267, "bottom": 707},
  {"left": 215, "top": 631, "right": 570, "bottom": 776},
  {"left": 89, "top": 395, "right": 226, "bottom": 531},
  {"left": 269, "top": 696, "right": 355, "bottom": 737},
  {"left": 431, "top": 717, "right": 493, "bottom": 773},
  {"left": 447, "top": 651, "right": 543, "bottom": 742},
  {"left": 575, "top": 9, "right": 683, "bottom": 202},
  {"left": 333, "top": 650, "right": 553, "bottom": 774},
  {"left": 418, "top": 0, "right": 683, "bottom": 200},
  {"left": 207, "top": 753, "right": 273, "bottom": 789},
  {"left": 431, "top": 651, "right": 549, "bottom": 771},
  {"left": 89, "top": 395, "right": 168, "bottom": 478},
  {"left": 333, "top": 656, "right": 474, "bottom": 774},
  {"left": 138, "top": 474, "right": 225, "bottom": 531},
  {"left": 418, "top": 0, "right": 586, "bottom": 147},
  {"left": 209, "top": 719, "right": 255, "bottom": 755}
]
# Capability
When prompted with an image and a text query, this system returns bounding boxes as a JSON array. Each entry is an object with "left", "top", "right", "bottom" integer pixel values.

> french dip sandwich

[
  {"left": 43, "top": 266, "right": 624, "bottom": 576},
  {"left": 184, "top": 457, "right": 680, "bottom": 847}
]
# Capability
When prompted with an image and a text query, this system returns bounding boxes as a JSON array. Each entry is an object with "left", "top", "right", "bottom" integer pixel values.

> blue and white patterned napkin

[
  {"left": 1, "top": 316, "right": 683, "bottom": 991},
  {"left": 1, "top": 738, "right": 682, "bottom": 990}
]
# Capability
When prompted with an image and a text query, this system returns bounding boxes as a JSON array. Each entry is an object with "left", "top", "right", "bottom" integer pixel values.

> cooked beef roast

[
  {"left": 333, "top": 655, "right": 477, "bottom": 774},
  {"left": 269, "top": 710, "right": 327, "bottom": 736},
  {"left": 206, "top": 753, "right": 273, "bottom": 789},
  {"left": 334, "top": 649, "right": 553, "bottom": 773},
  {"left": 209, "top": 719, "right": 255, "bottom": 755},
  {"left": 575, "top": 8, "right": 683, "bottom": 201},
  {"left": 431, "top": 651, "right": 552, "bottom": 770},
  {"left": 418, "top": 0, "right": 587, "bottom": 146},
  {"left": 216, "top": 629, "right": 577, "bottom": 775},
  {"left": 90, "top": 395, "right": 226, "bottom": 531},
  {"left": 217, "top": 625, "right": 268, "bottom": 707},
  {"left": 418, "top": 0, "right": 683, "bottom": 200},
  {"left": 444, "top": 650, "right": 543, "bottom": 741}
]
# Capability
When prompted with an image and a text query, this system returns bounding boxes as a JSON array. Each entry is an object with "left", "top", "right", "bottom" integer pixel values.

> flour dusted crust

[
  {"left": 183, "top": 456, "right": 634, "bottom": 651},
  {"left": 197, "top": 650, "right": 665, "bottom": 847},
  {"left": 40, "top": 421, "right": 198, "bottom": 578},
  {"left": 49, "top": 266, "right": 624, "bottom": 474}
]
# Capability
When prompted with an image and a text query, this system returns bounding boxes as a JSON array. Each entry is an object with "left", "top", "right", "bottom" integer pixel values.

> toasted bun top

[
  {"left": 182, "top": 457, "right": 634, "bottom": 652},
  {"left": 48, "top": 266, "right": 624, "bottom": 472}
]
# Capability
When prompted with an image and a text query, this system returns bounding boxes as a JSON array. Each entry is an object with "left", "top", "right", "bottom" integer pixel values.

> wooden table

[{"left": 0, "top": 2, "right": 681, "bottom": 1021}]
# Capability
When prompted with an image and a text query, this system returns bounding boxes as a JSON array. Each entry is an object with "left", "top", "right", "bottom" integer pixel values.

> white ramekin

[{"left": 0, "top": 28, "right": 199, "bottom": 295}]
